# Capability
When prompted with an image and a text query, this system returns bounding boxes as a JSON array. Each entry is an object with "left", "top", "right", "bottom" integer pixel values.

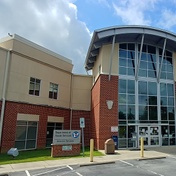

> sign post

[{"left": 80, "top": 117, "right": 85, "bottom": 157}]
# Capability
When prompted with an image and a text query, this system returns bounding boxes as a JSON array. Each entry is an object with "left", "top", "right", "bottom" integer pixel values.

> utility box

[
  {"left": 7, "top": 148, "right": 19, "bottom": 157},
  {"left": 105, "top": 139, "right": 115, "bottom": 154}
]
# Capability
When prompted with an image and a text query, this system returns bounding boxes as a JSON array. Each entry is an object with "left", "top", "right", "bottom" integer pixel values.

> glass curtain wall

[{"left": 118, "top": 43, "right": 175, "bottom": 148}]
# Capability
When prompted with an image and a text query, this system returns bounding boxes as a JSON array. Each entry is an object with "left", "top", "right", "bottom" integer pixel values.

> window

[
  {"left": 15, "top": 121, "right": 38, "bottom": 150},
  {"left": 29, "top": 77, "right": 41, "bottom": 96},
  {"left": 160, "top": 83, "right": 174, "bottom": 121},
  {"left": 138, "top": 81, "right": 157, "bottom": 122},
  {"left": 46, "top": 122, "right": 63, "bottom": 147},
  {"left": 49, "top": 83, "right": 58, "bottom": 99},
  {"left": 118, "top": 79, "right": 135, "bottom": 122},
  {"left": 119, "top": 43, "right": 135, "bottom": 76}
]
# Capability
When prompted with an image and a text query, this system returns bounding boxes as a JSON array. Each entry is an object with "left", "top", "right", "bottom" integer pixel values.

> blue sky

[{"left": 1, "top": 0, "right": 176, "bottom": 73}]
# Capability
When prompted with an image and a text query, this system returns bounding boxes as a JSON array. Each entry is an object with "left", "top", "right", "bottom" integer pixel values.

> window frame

[
  {"left": 49, "top": 82, "right": 59, "bottom": 99},
  {"left": 29, "top": 77, "right": 41, "bottom": 96}
]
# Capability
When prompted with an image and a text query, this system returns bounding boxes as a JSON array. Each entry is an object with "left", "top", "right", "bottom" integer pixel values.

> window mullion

[{"left": 157, "top": 38, "right": 167, "bottom": 82}]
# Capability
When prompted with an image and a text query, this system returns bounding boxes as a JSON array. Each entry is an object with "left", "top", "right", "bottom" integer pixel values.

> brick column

[{"left": 91, "top": 74, "right": 118, "bottom": 150}]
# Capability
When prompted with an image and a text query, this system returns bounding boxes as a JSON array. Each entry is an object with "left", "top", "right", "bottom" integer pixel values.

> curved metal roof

[{"left": 85, "top": 25, "right": 176, "bottom": 71}]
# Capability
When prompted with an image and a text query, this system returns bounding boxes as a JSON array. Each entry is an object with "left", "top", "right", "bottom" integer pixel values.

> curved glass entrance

[{"left": 118, "top": 43, "right": 175, "bottom": 149}]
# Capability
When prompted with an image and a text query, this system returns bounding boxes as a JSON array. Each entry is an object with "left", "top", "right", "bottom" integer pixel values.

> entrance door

[
  {"left": 139, "top": 126, "right": 149, "bottom": 146},
  {"left": 138, "top": 126, "right": 160, "bottom": 147},
  {"left": 149, "top": 126, "right": 160, "bottom": 146}
]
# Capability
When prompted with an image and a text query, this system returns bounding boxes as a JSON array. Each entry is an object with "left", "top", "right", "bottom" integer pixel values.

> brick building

[
  {"left": 0, "top": 34, "right": 91, "bottom": 153},
  {"left": 85, "top": 26, "right": 176, "bottom": 149},
  {"left": 1, "top": 25, "right": 176, "bottom": 152}
]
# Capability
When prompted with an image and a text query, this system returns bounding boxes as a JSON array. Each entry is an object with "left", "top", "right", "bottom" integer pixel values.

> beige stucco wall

[
  {"left": 12, "top": 40, "right": 73, "bottom": 73},
  {"left": 0, "top": 48, "right": 8, "bottom": 99},
  {"left": 0, "top": 35, "right": 92, "bottom": 111},
  {"left": 0, "top": 36, "right": 73, "bottom": 73},
  {"left": 0, "top": 40, "right": 13, "bottom": 50},
  {"left": 92, "top": 43, "right": 119, "bottom": 83},
  {"left": 92, "top": 47, "right": 103, "bottom": 83},
  {"left": 71, "top": 75, "right": 92, "bottom": 111},
  {"left": 6, "top": 52, "right": 72, "bottom": 108},
  {"left": 101, "top": 43, "right": 119, "bottom": 75}
]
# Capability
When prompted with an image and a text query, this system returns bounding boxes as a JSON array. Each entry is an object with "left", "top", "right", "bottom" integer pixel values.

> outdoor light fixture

[{"left": 106, "top": 100, "right": 114, "bottom": 110}]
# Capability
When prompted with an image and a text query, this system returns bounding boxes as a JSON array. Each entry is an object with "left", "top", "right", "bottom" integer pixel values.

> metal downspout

[
  {"left": 0, "top": 50, "right": 10, "bottom": 146},
  {"left": 69, "top": 74, "right": 73, "bottom": 130}
]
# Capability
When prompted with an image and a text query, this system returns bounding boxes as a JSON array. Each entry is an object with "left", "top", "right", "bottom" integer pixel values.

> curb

[
  {"left": 137, "top": 156, "right": 166, "bottom": 161},
  {"left": 80, "top": 161, "right": 115, "bottom": 167}
]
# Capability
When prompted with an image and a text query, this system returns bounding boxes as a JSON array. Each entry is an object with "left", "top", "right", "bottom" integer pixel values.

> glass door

[
  {"left": 138, "top": 126, "right": 160, "bottom": 147},
  {"left": 150, "top": 126, "right": 160, "bottom": 146},
  {"left": 138, "top": 126, "right": 149, "bottom": 146}
]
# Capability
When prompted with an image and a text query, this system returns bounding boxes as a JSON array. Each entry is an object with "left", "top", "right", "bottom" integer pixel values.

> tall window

[
  {"left": 119, "top": 79, "right": 135, "bottom": 123},
  {"left": 138, "top": 44, "right": 157, "bottom": 78},
  {"left": 15, "top": 121, "right": 38, "bottom": 150},
  {"left": 138, "top": 81, "right": 157, "bottom": 122},
  {"left": 160, "top": 83, "right": 174, "bottom": 121},
  {"left": 119, "top": 43, "right": 135, "bottom": 76},
  {"left": 49, "top": 83, "right": 58, "bottom": 99},
  {"left": 29, "top": 77, "right": 41, "bottom": 96},
  {"left": 159, "top": 50, "right": 173, "bottom": 80}
]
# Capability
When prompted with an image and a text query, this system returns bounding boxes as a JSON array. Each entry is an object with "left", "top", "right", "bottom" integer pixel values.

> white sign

[
  {"left": 80, "top": 118, "right": 85, "bottom": 128},
  {"left": 62, "top": 145, "right": 72, "bottom": 151},
  {"left": 53, "top": 130, "right": 81, "bottom": 145},
  {"left": 111, "top": 126, "right": 118, "bottom": 132}
]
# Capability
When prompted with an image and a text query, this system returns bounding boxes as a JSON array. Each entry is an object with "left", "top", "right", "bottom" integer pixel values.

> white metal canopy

[{"left": 85, "top": 25, "right": 176, "bottom": 71}]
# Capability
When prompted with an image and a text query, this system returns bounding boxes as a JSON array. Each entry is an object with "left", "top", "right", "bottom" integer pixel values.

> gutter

[
  {"left": 69, "top": 74, "right": 73, "bottom": 130},
  {"left": 0, "top": 50, "right": 10, "bottom": 146}
]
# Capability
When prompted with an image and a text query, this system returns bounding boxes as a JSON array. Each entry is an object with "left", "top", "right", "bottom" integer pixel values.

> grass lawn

[{"left": 0, "top": 147, "right": 104, "bottom": 165}]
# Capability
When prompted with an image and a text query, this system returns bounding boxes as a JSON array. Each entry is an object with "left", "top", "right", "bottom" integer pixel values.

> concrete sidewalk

[{"left": 0, "top": 149, "right": 170, "bottom": 174}]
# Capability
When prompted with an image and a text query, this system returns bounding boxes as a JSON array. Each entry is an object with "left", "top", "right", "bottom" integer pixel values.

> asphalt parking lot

[{"left": 3, "top": 156, "right": 176, "bottom": 176}]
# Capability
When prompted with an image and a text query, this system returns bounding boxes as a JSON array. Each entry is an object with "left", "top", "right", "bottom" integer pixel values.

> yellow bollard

[
  {"left": 140, "top": 137, "right": 144, "bottom": 157},
  {"left": 90, "top": 139, "right": 94, "bottom": 162}
]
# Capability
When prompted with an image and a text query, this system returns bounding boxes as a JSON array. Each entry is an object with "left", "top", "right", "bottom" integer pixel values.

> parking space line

[
  {"left": 118, "top": 160, "right": 165, "bottom": 176},
  {"left": 118, "top": 160, "right": 134, "bottom": 166},
  {"left": 147, "top": 170, "right": 164, "bottom": 176},
  {"left": 25, "top": 170, "right": 31, "bottom": 176},
  {"left": 66, "top": 165, "right": 83, "bottom": 176},
  {"left": 32, "top": 166, "right": 67, "bottom": 176},
  {"left": 75, "top": 172, "right": 83, "bottom": 176},
  {"left": 67, "top": 165, "right": 73, "bottom": 170}
]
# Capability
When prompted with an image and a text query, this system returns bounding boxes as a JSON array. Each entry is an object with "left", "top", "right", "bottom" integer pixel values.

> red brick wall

[
  {"left": 71, "top": 110, "right": 90, "bottom": 146},
  {"left": 91, "top": 75, "right": 101, "bottom": 149},
  {"left": 51, "top": 144, "right": 81, "bottom": 157},
  {"left": 91, "top": 74, "right": 118, "bottom": 150},
  {"left": 0, "top": 101, "right": 90, "bottom": 153}
]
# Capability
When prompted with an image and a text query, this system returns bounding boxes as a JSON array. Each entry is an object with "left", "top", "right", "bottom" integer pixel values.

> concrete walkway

[{"left": 0, "top": 147, "right": 174, "bottom": 174}]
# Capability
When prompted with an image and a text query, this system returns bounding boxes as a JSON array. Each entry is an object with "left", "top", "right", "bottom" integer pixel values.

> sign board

[
  {"left": 53, "top": 130, "right": 81, "bottom": 145},
  {"left": 111, "top": 126, "right": 118, "bottom": 132},
  {"left": 80, "top": 118, "right": 85, "bottom": 128},
  {"left": 62, "top": 145, "right": 72, "bottom": 151}
]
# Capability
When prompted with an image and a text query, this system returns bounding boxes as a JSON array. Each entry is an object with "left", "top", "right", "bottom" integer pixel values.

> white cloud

[
  {"left": 158, "top": 9, "right": 176, "bottom": 30},
  {"left": 0, "top": 0, "right": 91, "bottom": 73},
  {"left": 112, "top": 0, "right": 158, "bottom": 25}
]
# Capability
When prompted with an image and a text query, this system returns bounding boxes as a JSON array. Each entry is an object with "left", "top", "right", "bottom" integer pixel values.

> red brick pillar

[{"left": 91, "top": 75, "right": 118, "bottom": 150}]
